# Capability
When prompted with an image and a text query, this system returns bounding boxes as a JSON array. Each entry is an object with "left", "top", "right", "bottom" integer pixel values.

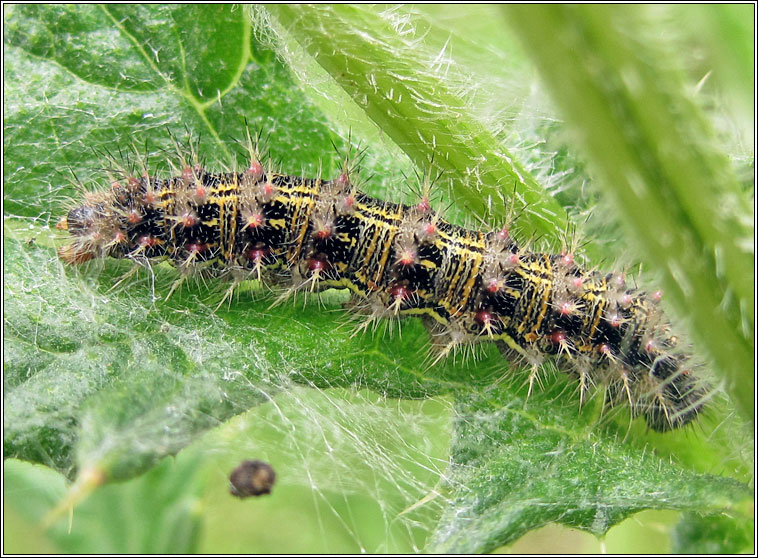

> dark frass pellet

[{"left": 229, "top": 459, "right": 276, "bottom": 498}]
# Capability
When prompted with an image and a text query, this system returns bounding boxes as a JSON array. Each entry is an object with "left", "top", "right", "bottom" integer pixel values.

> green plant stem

[
  {"left": 265, "top": 4, "right": 574, "bottom": 247},
  {"left": 503, "top": 4, "right": 754, "bottom": 422}
]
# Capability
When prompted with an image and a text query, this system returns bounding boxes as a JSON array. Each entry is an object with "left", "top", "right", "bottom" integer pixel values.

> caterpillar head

[{"left": 57, "top": 193, "right": 120, "bottom": 265}]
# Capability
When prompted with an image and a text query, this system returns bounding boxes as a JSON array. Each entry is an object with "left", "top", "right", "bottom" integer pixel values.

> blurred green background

[{"left": 5, "top": 389, "right": 690, "bottom": 554}]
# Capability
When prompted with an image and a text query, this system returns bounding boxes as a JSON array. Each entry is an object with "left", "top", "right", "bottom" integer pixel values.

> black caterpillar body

[{"left": 58, "top": 153, "right": 707, "bottom": 431}]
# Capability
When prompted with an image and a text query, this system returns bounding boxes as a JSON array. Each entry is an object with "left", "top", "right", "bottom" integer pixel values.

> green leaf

[
  {"left": 3, "top": 4, "right": 347, "bottom": 221},
  {"left": 4, "top": 224, "right": 464, "bottom": 480},
  {"left": 261, "top": 4, "right": 754, "bottom": 551},
  {"left": 263, "top": 4, "right": 579, "bottom": 252},
  {"left": 428, "top": 391, "right": 752, "bottom": 553},
  {"left": 3, "top": 457, "right": 204, "bottom": 553},
  {"left": 4, "top": 4, "right": 753, "bottom": 553}
]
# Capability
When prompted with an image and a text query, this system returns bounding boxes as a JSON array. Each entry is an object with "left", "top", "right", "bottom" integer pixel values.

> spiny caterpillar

[{"left": 57, "top": 135, "right": 708, "bottom": 432}]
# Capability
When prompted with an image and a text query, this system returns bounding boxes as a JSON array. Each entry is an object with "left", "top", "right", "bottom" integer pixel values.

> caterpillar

[{"left": 56, "top": 137, "right": 708, "bottom": 432}]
